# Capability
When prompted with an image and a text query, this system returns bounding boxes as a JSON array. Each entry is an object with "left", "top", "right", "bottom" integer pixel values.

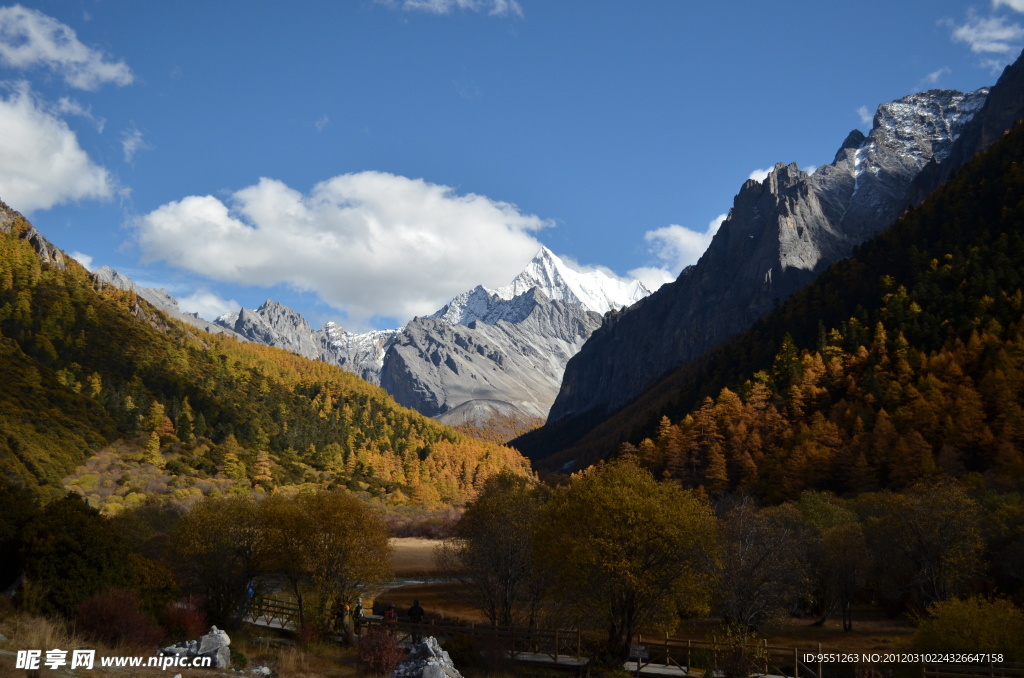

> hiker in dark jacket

[{"left": 408, "top": 599, "right": 425, "bottom": 641}]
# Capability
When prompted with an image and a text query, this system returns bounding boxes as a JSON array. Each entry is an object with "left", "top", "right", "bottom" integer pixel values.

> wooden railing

[
  {"left": 628, "top": 633, "right": 825, "bottom": 678},
  {"left": 246, "top": 597, "right": 1023, "bottom": 678},
  {"left": 246, "top": 595, "right": 301, "bottom": 630}
]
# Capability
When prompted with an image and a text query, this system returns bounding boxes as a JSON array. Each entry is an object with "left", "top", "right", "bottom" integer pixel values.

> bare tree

[
  {"left": 715, "top": 497, "right": 808, "bottom": 633},
  {"left": 437, "top": 472, "right": 549, "bottom": 627}
]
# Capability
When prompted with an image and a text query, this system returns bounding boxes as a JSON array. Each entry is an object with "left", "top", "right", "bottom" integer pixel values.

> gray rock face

[
  {"left": 230, "top": 301, "right": 321, "bottom": 357},
  {"left": 908, "top": 53, "right": 1024, "bottom": 205},
  {"left": 92, "top": 266, "right": 244, "bottom": 339},
  {"left": 320, "top": 322, "right": 401, "bottom": 385},
  {"left": 381, "top": 288, "right": 603, "bottom": 422},
  {"left": 390, "top": 636, "right": 462, "bottom": 678},
  {"left": 160, "top": 625, "right": 231, "bottom": 670},
  {"left": 544, "top": 85, "right": 992, "bottom": 433},
  {"left": 0, "top": 199, "right": 66, "bottom": 270},
  {"left": 216, "top": 301, "right": 400, "bottom": 385}
]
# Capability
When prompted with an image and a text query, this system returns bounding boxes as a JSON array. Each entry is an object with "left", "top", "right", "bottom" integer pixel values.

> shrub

[
  {"left": 297, "top": 621, "right": 318, "bottom": 645},
  {"left": 442, "top": 634, "right": 480, "bottom": 671},
  {"left": 230, "top": 645, "right": 249, "bottom": 670},
  {"left": 358, "top": 629, "right": 404, "bottom": 675},
  {"left": 75, "top": 588, "right": 165, "bottom": 649},
  {"left": 162, "top": 601, "right": 207, "bottom": 641},
  {"left": 908, "top": 597, "right": 1024, "bottom": 660}
]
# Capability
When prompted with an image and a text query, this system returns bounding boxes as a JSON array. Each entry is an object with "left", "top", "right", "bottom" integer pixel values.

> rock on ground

[{"left": 390, "top": 637, "right": 462, "bottom": 678}]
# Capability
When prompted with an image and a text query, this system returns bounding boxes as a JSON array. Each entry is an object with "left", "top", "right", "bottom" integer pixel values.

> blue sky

[{"left": 1, "top": 0, "right": 1021, "bottom": 331}]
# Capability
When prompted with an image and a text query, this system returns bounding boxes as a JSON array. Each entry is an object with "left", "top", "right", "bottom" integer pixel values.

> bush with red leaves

[
  {"left": 162, "top": 602, "right": 207, "bottom": 642},
  {"left": 76, "top": 588, "right": 165, "bottom": 649},
  {"left": 358, "top": 629, "right": 404, "bottom": 675}
]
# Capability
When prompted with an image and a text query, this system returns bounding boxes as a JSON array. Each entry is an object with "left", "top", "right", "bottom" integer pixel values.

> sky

[{"left": 0, "top": 0, "right": 1021, "bottom": 332}]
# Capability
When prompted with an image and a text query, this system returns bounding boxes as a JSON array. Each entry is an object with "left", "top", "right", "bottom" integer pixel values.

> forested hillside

[
  {"left": 0, "top": 207, "right": 531, "bottom": 510},
  {"left": 544, "top": 122, "right": 1024, "bottom": 499}
]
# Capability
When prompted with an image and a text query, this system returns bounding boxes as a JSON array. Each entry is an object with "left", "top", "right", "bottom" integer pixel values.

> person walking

[
  {"left": 352, "top": 597, "right": 364, "bottom": 636},
  {"left": 407, "top": 599, "right": 425, "bottom": 642},
  {"left": 384, "top": 603, "right": 398, "bottom": 636}
]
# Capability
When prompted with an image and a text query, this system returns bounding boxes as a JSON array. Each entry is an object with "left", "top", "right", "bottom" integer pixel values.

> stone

[
  {"left": 390, "top": 637, "right": 462, "bottom": 678},
  {"left": 159, "top": 625, "right": 232, "bottom": 670}
]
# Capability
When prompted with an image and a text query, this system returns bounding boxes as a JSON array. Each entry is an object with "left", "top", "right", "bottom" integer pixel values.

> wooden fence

[{"left": 246, "top": 596, "right": 1023, "bottom": 678}]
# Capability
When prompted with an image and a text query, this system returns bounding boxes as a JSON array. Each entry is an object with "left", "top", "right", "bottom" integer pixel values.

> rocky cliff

[
  {"left": 531, "top": 71, "right": 1016, "bottom": 458},
  {"left": 381, "top": 288, "right": 603, "bottom": 423},
  {"left": 216, "top": 301, "right": 399, "bottom": 385}
]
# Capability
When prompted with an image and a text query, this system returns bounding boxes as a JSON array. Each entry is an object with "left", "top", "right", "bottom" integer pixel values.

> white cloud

[
  {"left": 54, "top": 96, "right": 104, "bottom": 132},
  {"left": 134, "top": 172, "right": 549, "bottom": 327},
  {"left": 121, "top": 123, "right": 149, "bottom": 163},
  {"left": 857, "top": 105, "right": 873, "bottom": 125},
  {"left": 314, "top": 114, "right": 329, "bottom": 132},
  {"left": 627, "top": 266, "right": 675, "bottom": 292},
  {"left": 803, "top": 165, "right": 818, "bottom": 175},
  {"left": 628, "top": 213, "right": 727, "bottom": 288},
  {"left": 177, "top": 289, "right": 241, "bottom": 321},
  {"left": 981, "top": 57, "right": 1012, "bottom": 73},
  {"left": 380, "top": 0, "right": 523, "bottom": 17},
  {"left": 0, "top": 5, "right": 133, "bottom": 90},
  {"left": 994, "top": 0, "right": 1024, "bottom": 13},
  {"left": 923, "top": 66, "right": 952, "bottom": 85},
  {"left": 945, "top": 13, "right": 1024, "bottom": 54},
  {"left": 69, "top": 250, "right": 93, "bottom": 270},
  {"left": 748, "top": 168, "right": 771, "bottom": 183},
  {"left": 0, "top": 82, "right": 113, "bottom": 212}
]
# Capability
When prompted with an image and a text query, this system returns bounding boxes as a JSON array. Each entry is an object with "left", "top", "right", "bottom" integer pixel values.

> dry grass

[
  {"left": 1, "top": 614, "right": 83, "bottom": 654},
  {"left": 389, "top": 537, "right": 442, "bottom": 576},
  {"left": 0, "top": 613, "right": 363, "bottom": 678},
  {"left": 257, "top": 642, "right": 359, "bottom": 678},
  {"left": 674, "top": 612, "right": 915, "bottom": 653}
]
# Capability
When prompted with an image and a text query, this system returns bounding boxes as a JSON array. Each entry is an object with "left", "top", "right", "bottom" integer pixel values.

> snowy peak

[
  {"left": 497, "top": 246, "right": 650, "bottom": 316},
  {"left": 430, "top": 247, "right": 650, "bottom": 327},
  {"left": 869, "top": 89, "right": 988, "bottom": 165}
]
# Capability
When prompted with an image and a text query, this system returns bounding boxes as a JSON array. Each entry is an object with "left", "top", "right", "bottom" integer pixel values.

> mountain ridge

[
  {"left": 205, "top": 247, "right": 649, "bottom": 428},
  {"left": 521, "top": 60, "right": 1024, "bottom": 462}
]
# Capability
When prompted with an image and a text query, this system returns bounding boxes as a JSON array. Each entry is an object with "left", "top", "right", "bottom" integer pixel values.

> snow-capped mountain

[
  {"left": 382, "top": 287, "right": 604, "bottom": 422},
  {"left": 208, "top": 248, "right": 650, "bottom": 428},
  {"left": 212, "top": 302, "right": 399, "bottom": 385},
  {"left": 497, "top": 247, "right": 649, "bottom": 315},
  {"left": 430, "top": 247, "right": 649, "bottom": 326}
]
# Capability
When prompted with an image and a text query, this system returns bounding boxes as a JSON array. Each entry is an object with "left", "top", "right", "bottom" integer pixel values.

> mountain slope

[
  {"left": 604, "top": 118, "right": 1024, "bottom": 499},
  {"left": 93, "top": 265, "right": 243, "bottom": 340},
  {"left": 519, "top": 57, "right": 1024, "bottom": 462},
  {"left": 0, "top": 203, "right": 531, "bottom": 508},
  {"left": 531, "top": 116, "right": 1024, "bottom": 477}
]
